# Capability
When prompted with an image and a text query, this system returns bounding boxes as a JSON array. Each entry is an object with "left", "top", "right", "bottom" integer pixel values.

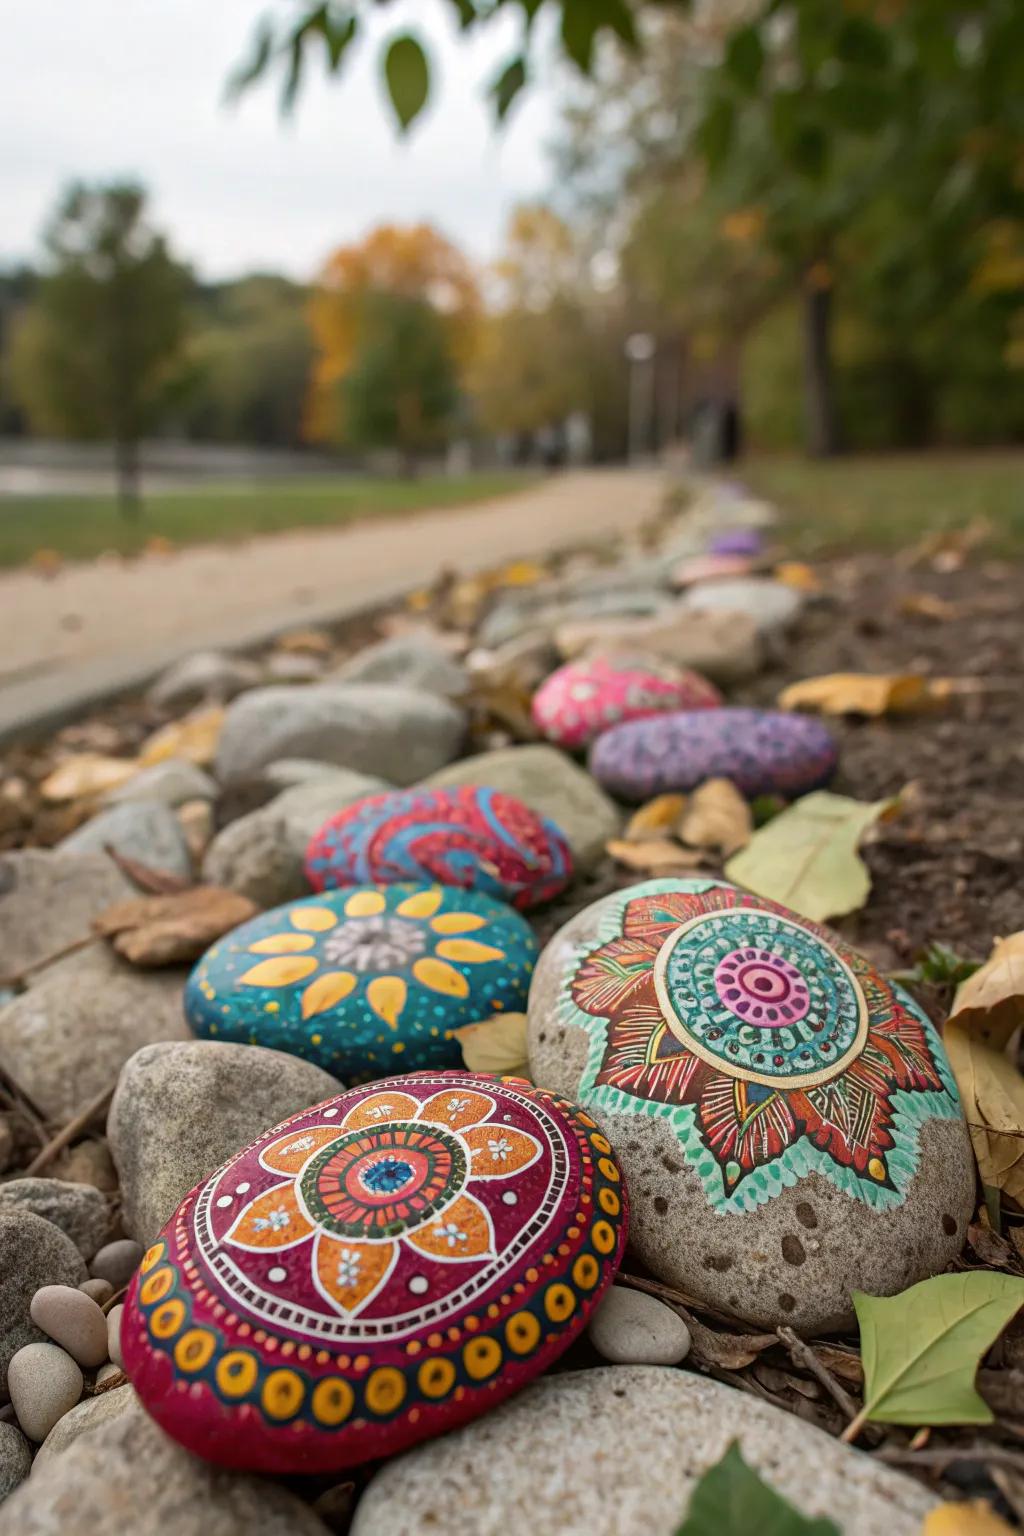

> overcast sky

[{"left": 0, "top": 0, "right": 560, "bottom": 282}]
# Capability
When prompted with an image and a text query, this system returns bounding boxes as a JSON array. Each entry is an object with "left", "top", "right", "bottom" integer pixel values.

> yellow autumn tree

[{"left": 305, "top": 223, "right": 480, "bottom": 443}]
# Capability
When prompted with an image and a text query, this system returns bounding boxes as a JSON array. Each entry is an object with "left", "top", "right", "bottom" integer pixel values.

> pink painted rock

[
  {"left": 531, "top": 657, "right": 721, "bottom": 752},
  {"left": 669, "top": 554, "right": 754, "bottom": 588},
  {"left": 121, "top": 1072, "right": 627, "bottom": 1472}
]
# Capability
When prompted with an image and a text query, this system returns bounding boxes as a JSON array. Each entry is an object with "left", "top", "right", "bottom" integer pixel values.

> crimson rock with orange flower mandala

[
  {"left": 121, "top": 1071, "right": 627, "bottom": 1471},
  {"left": 527, "top": 878, "right": 975, "bottom": 1333}
]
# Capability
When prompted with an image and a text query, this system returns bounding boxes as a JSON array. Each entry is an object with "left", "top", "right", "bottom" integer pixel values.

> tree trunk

[
  {"left": 802, "top": 278, "right": 840, "bottom": 458},
  {"left": 114, "top": 435, "right": 141, "bottom": 518}
]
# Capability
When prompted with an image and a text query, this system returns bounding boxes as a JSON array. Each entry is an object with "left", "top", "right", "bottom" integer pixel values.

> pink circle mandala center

[{"left": 713, "top": 947, "right": 811, "bottom": 1028}]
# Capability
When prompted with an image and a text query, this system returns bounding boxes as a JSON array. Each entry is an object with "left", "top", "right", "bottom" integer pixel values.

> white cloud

[{"left": 0, "top": 0, "right": 559, "bottom": 281}]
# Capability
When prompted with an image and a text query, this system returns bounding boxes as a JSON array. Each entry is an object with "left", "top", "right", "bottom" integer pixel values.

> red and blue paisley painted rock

[
  {"left": 121, "top": 1072, "right": 627, "bottom": 1472},
  {"left": 589, "top": 707, "right": 838, "bottom": 802},
  {"left": 305, "top": 787, "right": 572, "bottom": 910},
  {"left": 531, "top": 656, "right": 721, "bottom": 751}
]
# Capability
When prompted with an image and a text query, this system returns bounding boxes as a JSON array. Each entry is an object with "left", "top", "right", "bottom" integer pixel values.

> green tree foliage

[
  {"left": 338, "top": 291, "right": 458, "bottom": 471},
  {"left": 181, "top": 275, "right": 313, "bottom": 447},
  {"left": 8, "top": 182, "right": 190, "bottom": 513}
]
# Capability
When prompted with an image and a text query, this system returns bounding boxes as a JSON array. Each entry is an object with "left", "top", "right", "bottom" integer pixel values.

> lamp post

[{"left": 625, "top": 331, "right": 656, "bottom": 464}]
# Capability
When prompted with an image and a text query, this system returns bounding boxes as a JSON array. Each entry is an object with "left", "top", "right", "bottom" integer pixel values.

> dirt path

[{"left": 0, "top": 469, "right": 665, "bottom": 738}]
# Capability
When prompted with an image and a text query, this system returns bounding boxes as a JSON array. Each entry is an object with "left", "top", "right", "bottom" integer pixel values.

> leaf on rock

[
  {"left": 724, "top": 791, "right": 894, "bottom": 922},
  {"left": 675, "top": 1442, "right": 839, "bottom": 1535},
  {"left": 94, "top": 886, "right": 259, "bottom": 966},
  {"left": 778, "top": 673, "right": 948, "bottom": 717},
  {"left": 607, "top": 838, "right": 707, "bottom": 873},
  {"left": 921, "top": 1503, "right": 1017, "bottom": 1536},
  {"left": 946, "top": 931, "right": 1024, "bottom": 1202},
  {"left": 453, "top": 1013, "right": 530, "bottom": 1080},
  {"left": 850, "top": 1272, "right": 1024, "bottom": 1432},
  {"left": 40, "top": 754, "right": 140, "bottom": 802},
  {"left": 140, "top": 706, "right": 225, "bottom": 768},
  {"left": 678, "top": 778, "right": 752, "bottom": 858},
  {"left": 624, "top": 794, "right": 688, "bottom": 842}
]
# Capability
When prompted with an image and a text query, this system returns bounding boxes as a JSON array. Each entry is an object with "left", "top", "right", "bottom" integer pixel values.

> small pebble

[
  {"left": 89, "top": 1239, "right": 143, "bottom": 1289},
  {"left": 587, "top": 1285, "right": 691, "bottom": 1366},
  {"left": 79, "top": 1278, "right": 113, "bottom": 1306},
  {"left": 107, "top": 1304, "right": 124, "bottom": 1369},
  {"left": 30, "top": 1286, "right": 108, "bottom": 1369},
  {"left": 8, "top": 1342, "right": 84, "bottom": 1441},
  {"left": 96, "top": 1361, "right": 124, "bottom": 1386},
  {"left": 0, "top": 1421, "right": 32, "bottom": 1500}
]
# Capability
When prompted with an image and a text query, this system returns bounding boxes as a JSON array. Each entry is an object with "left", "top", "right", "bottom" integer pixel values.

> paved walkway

[{"left": 0, "top": 468, "right": 666, "bottom": 742}]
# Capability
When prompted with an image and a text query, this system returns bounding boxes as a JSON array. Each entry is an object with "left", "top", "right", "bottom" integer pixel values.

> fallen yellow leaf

[
  {"left": 495, "top": 559, "right": 547, "bottom": 588},
  {"left": 779, "top": 672, "right": 945, "bottom": 717},
  {"left": 678, "top": 777, "right": 752, "bottom": 858},
  {"left": 774, "top": 561, "right": 822, "bottom": 593},
  {"left": 40, "top": 753, "right": 140, "bottom": 802},
  {"left": 922, "top": 1501, "right": 1017, "bottom": 1535},
  {"left": 453, "top": 1014, "right": 530, "bottom": 1078},
  {"left": 900, "top": 592, "right": 959, "bottom": 622},
  {"left": 946, "top": 932, "right": 1024, "bottom": 1202},
  {"left": 624, "top": 794, "right": 688, "bottom": 842},
  {"left": 140, "top": 706, "right": 225, "bottom": 768},
  {"left": 606, "top": 838, "right": 706, "bottom": 873}
]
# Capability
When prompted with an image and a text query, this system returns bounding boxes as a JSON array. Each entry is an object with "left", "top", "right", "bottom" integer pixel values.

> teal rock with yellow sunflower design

[{"left": 185, "top": 885, "right": 538, "bottom": 1081}]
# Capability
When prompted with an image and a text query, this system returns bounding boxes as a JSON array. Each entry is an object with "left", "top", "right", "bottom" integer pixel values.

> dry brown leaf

[
  {"left": 778, "top": 673, "right": 947, "bottom": 717},
  {"left": 686, "top": 1316, "right": 776, "bottom": 1370},
  {"left": 678, "top": 777, "right": 752, "bottom": 857},
  {"left": 946, "top": 932, "right": 1024, "bottom": 1202},
  {"left": 276, "top": 628, "right": 332, "bottom": 655},
  {"left": 811, "top": 1341, "right": 864, "bottom": 1386},
  {"left": 606, "top": 838, "right": 707, "bottom": 873},
  {"left": 452, "top": 1014, "right": 530, "bottom": 1079},
  {"left": 140, "top": 706, "right": 225, "bottom": 768},
  {"left": 40, "top": 754, "right": 140, "bottom": 802},
  {"left": 94, "top": 886, "right": 259, "bottom": 966},
  {"left": 624, "top": 794, "right": 688, "bottom": 842},
  {"left": 900, "top": 592, "right": 959, "bottom": 622},
  {"left": 774, "top": 561, "right": 822, "bottom": 593},
  {"left": 968, "top": 1221, "right": 1024, "bottom": 1274}
]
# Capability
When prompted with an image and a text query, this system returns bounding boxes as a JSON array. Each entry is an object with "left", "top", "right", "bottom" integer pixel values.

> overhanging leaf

[
  {"left": 846, "top": 1273, "right": 1024, "bottom": 1438},
  {"left": 453, "top": 1013, "right": 530, "bottom": 1079},
  {"left": 491, "top": 55, "right": 527, "bottom": 122},
  {"left": 384, "top": 33, "right": 430, "bottom": 131},
  {"left": 724, "top": 791, "right": 894, "bottom": 922},
  {"left": 676, "top": 1442, "right": 839, "bottom": 1535},
  {"left": 946, "top": 932, "right": 1024, "bottom": 1201}
]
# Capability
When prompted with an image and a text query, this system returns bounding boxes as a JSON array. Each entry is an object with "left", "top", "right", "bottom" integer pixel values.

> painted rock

[
  {"left": 709, "top": 528, "right": 763, "bottom": 557},
  {"left": 185, "top": 885, "right": 537, "bottom": 1082},
  {"left": 531, "top": 657, "right": 721, "bottom": 752},
  {"left": 121, "top": 1071, "right": 628, "bottom": 1472},
  {"left": 305, "top": 788, "right": 571, "bottom": 911},
  {"left": 527, "top": 878, "right": 974, "bottom": 1332},
  {"left": 589, "top": 707, "right": 837, "bottom": 802}
]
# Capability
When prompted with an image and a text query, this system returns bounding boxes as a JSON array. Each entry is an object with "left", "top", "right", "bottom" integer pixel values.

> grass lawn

[
  {"left": 741, "top": 451, "right": 1024, "bottom": 557},
  {"left": 0, "top": 471, "right": 537, "bottom": 568}
]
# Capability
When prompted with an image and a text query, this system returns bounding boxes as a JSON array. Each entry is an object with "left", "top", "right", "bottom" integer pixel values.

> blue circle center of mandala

[
  {"left": 655, "top": 909, "right": 866, "bottom": 1087},
  {"left": 360, "top": 1156, "right": 415, "bottom": 1194}
]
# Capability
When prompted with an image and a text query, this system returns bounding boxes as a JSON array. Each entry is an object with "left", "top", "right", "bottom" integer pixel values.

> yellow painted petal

[
  {"left": 249, "top": 933, "right": 316, "bottom": 954},
  {"left": 290, "top": 906, "right": 338, "bottom": 933},
  {"left": 413, "top": 957, "right": 469, "bottom": 998},
  {"left": 239, "top": 956, "right": 318, "bottom": 988},
  {"left": 367, "top": 975, "right": 407, "bottom": 1029},
  {"left": 435, "top": 938, "right": 505, "bottom": 965},
  {"left": 345, "top": 890, "right": 386, "bottom": 917},
  {"left": 301, "top": 970, "right": 357, "bottom": 1019},
  {"left": 430, "top": 912, "right": 488, "bottom": 935},
  {"left": 396, "top": 888, "right": 443, "bottom": 919}
]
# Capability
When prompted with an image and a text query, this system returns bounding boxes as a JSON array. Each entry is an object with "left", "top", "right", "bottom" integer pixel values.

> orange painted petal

[
  {"left": 260, "top": 1124, "right": 343, "bottom": 1175},
  {"left": 290, "top": 906, "right": 339, "bottom": 932},
  {"left": 430, "top": 911, "right": 488, "bottom": 935},
  {"left": 367, "top": 975, "right": 407, "bottom": 1029},
  {"left": 226, "top": 1182, "right": 314, "bottom": 1251},
  {"left": 313, "top": 1232, "right": 397, "bottom": 1315},
  {"left": 238, "top": 955, "right": 318, "bottom": 987},
  {"left": 396, "top": 888, "right": 443, "bottom": 918},
  {"left": 412, "top": 957, "right": 469, "bottom": 999},
  {"left": 434, "top": 938, "right": 505, "bottom": 964},
  {"left": 420, "top": 1088, "right": 496, "bottom": 1132},
  {"left": 301, "top": 969, "right": 356, "bottom": 1019},
  {"left": 342, "top": 1090, "right": 419, "bottom": 1131},
  {"left": 464, "top": 1124, "right": 542, "bottom": 1177},
  {"left": 248, "top": 933, "right": 316, "bottom": 954},
  {"left": 406, "top": 1193, "right": 494, "bottom": 1262}
]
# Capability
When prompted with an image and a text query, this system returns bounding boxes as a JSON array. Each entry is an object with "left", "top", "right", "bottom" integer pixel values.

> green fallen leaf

[
  {"left": 724, "top": 790, "right": 893, "bottom": 922},
  {"left": 676, "top": 1443, "right": 839, "bottom": 1535},
  {"left": 847, "top": 1272, "right": 1024, "bottom": 1439}
]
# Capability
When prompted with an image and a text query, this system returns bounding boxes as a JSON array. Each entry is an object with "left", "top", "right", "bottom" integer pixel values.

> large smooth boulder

[
  {"left": 351, "top": 1367, "right": 936, "bottom": 1536},
  {"left": 333, "top": 632, "right": 468, "bottom": 697},
  {"left": 108, "top": 1040, "right": 343, "bottom": 1245},
  {"left": 0, "top": 852, "right": 133, "bottom": 977},
  {"left": 215, "top": 684, "right": 465, "bottom": 786},
  {"left": 32, "top": 1386, "right": 137, "bottom": 1472},
  {"left": 59, "top": 802, "right": 192, "bottom": 880}
]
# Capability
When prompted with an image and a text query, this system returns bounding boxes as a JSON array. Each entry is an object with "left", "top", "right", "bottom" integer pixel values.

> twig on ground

[
  {"left": 776, "top": 1325, "right": 860, "bottom": 1423},
  {"left": 22, "top": 1079, "right": 117, "bottom": 1177},
  {"left": 0, "top": 932, "right": 97, "bottom": 991}
]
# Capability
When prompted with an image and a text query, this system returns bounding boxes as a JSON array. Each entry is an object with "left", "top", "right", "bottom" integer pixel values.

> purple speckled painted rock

[
  {"left": 588, "top": 708, "right": 838, "bottom": 803},
  {"left": 708, "top": 528, "right": 763, "bottom": 558}
]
